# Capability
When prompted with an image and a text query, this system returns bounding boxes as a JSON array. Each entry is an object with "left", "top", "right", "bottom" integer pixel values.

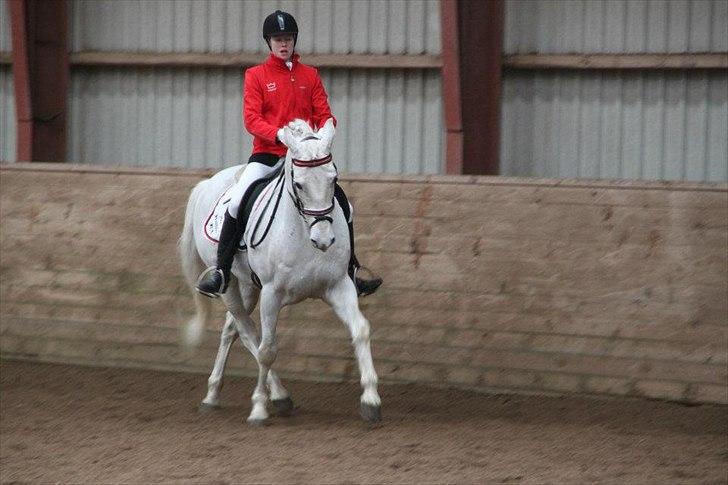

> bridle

[{"left": 289, "top": 139, "right": 336, "bottom": 227}]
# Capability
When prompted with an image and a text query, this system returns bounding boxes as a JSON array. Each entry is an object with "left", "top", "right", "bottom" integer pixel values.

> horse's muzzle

[{"left": 311, "top": 236, "right": 335, "bottom": 252}]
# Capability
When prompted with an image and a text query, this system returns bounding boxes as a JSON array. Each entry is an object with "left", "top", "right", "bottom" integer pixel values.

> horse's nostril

[{"left": 331, "top": 237, "right": 336, "bottom": 245}]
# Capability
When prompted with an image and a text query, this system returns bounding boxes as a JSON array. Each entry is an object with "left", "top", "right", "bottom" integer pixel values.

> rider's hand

[{"left": 276, "top": 128, "right": 285, "bottom": 145}]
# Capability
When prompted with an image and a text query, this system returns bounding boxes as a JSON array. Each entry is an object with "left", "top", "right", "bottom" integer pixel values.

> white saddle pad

[
  {"left": 203, "top": 169, "right": 282, "bottom": 248},
  {"left": 203, "top": 185, "right": 236, "bottom": 244}
]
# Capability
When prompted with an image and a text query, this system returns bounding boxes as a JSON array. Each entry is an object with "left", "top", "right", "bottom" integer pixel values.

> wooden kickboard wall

[{"left": 1, "top": 163, "right": 726, "bottom": 404}]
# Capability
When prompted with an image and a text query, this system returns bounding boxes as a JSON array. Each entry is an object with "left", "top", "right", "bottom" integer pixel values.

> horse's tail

[{"left": 178, "top": 180, "right": 213, "bottom": 348}]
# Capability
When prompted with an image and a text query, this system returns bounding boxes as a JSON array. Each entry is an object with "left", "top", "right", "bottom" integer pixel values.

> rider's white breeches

[{"left": 226, "top": 160, "right": 283, "bottom": 218}]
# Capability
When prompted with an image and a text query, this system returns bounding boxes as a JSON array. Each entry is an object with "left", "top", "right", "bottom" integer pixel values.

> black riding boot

[
  {"left": 334, "top": 184, "right": 383, "bottom": 297},
  {"left": 346, "top": 220, "right": 383, "bottom": 298},
  {"left": 196, "top": 212, "right": 242, "bottom": 298}
]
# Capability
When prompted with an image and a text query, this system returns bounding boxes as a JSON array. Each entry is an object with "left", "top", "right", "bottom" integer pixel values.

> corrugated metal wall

[
  {"left": 0, "top": 0, "right": 9, "bottom": 50},
  {"left": 4, "top": 1, "right": 726, "bottom": 181},
  {"left": 501, "top": 70, "right": 727, "bottom": 181},
  {"left": 504, "top": 0, "right": 728, "bottom": 53},
  {"left": 68, "top": 66, "right": 442, "bottom": 173},
  {"left": 0, "top": 68, "right": 14, "bottom": 164},
  {"left": 501, "top": 0, "right": 728, "bottom": 182},
  {"left": 0, "top": 0, "right": 15, "bottom": 163},
  {"left": 65, "top": 0, "right": 443, "bottom": 173},
  {"left": 70, "top": 0, "right": 441, "bottom": 55}
]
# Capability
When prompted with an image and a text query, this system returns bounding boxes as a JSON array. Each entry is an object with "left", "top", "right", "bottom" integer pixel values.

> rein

[
  {"left": 288, "top": 164, "right": 335, "bottom": 221},
  {"left": 250, "top": 150, "right": 337, "bottom": 248},
  {"left": 289, "top": 152, "right": 336, "bottom": 221},
  {"left": 249, "top": 170, "right": 285, "bottom": 249}
]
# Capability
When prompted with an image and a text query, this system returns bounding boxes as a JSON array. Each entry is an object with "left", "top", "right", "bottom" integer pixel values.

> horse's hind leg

[
  {"left": 200, "top": 312, "right": 238, "bottom": 410},
  {"left": 326, "top": 278, "right": 381, "bottom": 423},
  {"left": 267, "top": 370, "right": 293, "bottom": 416}
]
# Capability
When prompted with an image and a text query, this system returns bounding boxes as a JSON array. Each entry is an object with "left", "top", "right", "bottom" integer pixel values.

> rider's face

[{"left": 270, "top": 35, "right": 294, "bottom": 61}]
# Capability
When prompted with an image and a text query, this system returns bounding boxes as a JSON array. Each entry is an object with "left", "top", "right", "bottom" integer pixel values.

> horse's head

[{"left": 278, "top": 118, "right": 338, "bottom": 252}]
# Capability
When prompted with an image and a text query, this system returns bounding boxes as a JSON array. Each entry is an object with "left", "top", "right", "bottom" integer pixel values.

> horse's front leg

[
  {"left": 248, "top": 285, "right": 282, "bottom": 425},
  {"left": 230, "top": 292, "right": 294, "bottom": 416},
  {"left": 326, "top": 278, "right": 382, "bottom": 423}
]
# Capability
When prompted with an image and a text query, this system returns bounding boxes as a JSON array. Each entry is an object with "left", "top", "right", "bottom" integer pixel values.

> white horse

[{"left": 179, "top": 119, "right": 381, "bottom": 425}]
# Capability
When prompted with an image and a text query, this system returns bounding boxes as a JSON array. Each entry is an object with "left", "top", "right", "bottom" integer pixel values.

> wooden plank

[
  {"left": 504, "top": 53, "right": 728, "bottom": 70},
  {"left": 3, "top": 51, "right": 728, "bottom": 70},
  {"left": 70, "top": 51, "right": 443, "bottom": 69},
  {"left": 2, "top": 165, "right": 726, "bottom": 404},
  {"left": 0, "top": 51, "right": 440, "bottom": 68},
  {"left": 3, "top": 162, "right": 728, "bottom": 194}
]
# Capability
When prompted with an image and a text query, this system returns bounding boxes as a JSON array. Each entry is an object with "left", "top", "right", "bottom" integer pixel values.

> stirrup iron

[
  {"left": 353, "top": 265, "right": 376, "bottom": 281},
  {"left": 195, "top": 267, "right": 226, "bottom": 299},
  {"left": 353, "top": 266, "right": 382, "bottom": 298}
]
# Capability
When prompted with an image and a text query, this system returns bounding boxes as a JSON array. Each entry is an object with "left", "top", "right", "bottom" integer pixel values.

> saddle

[
  {"left": 237, "top": 164, "right": 285, "bottom": 250},
  {"left": 203, "top": 163, "right": 284, "bottom": 250}
]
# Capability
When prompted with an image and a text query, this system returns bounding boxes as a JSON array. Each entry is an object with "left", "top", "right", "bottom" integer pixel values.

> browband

[{"left": 292, "top": 154, "right": 332, "bottom": 167}]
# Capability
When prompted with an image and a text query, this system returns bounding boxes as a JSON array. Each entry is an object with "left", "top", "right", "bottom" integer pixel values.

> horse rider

[{"left": 196, "top": 10, "right": 383, "bottom": 299}]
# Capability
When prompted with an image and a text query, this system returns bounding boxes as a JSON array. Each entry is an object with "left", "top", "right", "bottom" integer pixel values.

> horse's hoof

[
  {"left": 246, "top": 417, "right": 267, "bottom": 427},
  {"left": 272, "top": 397, "right": 295, "bottom": 417},
  {"left": 360, "top": 402, "right": 382, "bottom": 423},
  {"left": 198, "top": 402, "right": 220, "bottom": 413}
]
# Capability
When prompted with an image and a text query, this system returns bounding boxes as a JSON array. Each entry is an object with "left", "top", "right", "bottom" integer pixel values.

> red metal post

[
  {"left": 9, "top": 0, "right": 69, "bottom": 162},
  {"left": 8, "top": 0, "right": 32, "bottom": 161},
  {"left": 441, "top": 0, "right": 503, "bottom": 175},
  {"left": 440, "top": 0, "right": 463, "bottom": 174}
]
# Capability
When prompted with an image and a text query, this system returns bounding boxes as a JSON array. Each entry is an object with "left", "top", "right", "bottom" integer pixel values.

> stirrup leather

[{"left": 195, "top": 267, "right": 226, "bottom": 298}]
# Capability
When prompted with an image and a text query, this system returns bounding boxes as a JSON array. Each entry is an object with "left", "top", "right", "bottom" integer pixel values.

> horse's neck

[
  {"left": 281, "top": 188, "right": 305, "bottom": 234},
  {"left": 276, "top": 164, "right": 307, "bottom": 240},
  {"left": 249, "top": 160, "right": 346, "bottom": 290}
]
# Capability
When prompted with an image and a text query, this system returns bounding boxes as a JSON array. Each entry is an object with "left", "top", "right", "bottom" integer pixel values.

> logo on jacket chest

[{"left": 266, "top": 82, "right": 277, "bottom": 92}]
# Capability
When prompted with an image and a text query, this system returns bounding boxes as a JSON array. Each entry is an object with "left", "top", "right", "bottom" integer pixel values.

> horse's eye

[{"left": 294, "top": 182, "right": 303, "bottom": 190}]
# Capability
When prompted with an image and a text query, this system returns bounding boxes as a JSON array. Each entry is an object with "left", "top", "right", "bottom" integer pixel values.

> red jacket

[{"left": 243, "top": 53, "right": 336, "bottom": 157}]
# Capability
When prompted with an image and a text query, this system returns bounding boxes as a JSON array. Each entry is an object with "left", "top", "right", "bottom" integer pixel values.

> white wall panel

[
  {"left": 68, "top": 67, "right": 443, "bottom": 173},
  {"left": 500, "top": 70, "right": 728, "bottom": 182},
  {"left": 70, "top": 0, "right": 441, "bottom": 55},
  {"left": 504, "top": 0, "right": 728, "bottom": 54},
  {"left": 1, "top": 67, "right": 15, "bottom": 162}
]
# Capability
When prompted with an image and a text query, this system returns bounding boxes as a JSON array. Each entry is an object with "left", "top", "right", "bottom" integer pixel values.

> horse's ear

[
  {"left": 277, "top": 127, "right": 294, "bottom": 148},
  {"left": 319, "top": 118, "right": 336, "bottom": 150}
]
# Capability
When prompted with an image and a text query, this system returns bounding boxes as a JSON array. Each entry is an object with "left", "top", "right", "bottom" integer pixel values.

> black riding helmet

[{"left": 263, "top": 10, "right": 299, "bottom": 49}]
